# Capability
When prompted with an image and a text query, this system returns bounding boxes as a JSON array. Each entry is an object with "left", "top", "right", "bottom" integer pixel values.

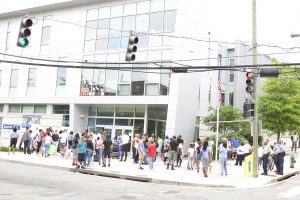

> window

[
  {"left": 229, "top": 92, "right": 234, "bottom": 106},
  {"left": 87, "top": 8, "right": 98, "bottom": 21},
  {"left": 123, "top": 3, "right": 136, "bottom": 16},
  {"left": 149, "top": 12, "right": 164, "bottom": 33},
  {"left": 9, "top": 105, "right": 21, "bottom": 113},
  {"left": 0, "top": 104, "right": 4, "bottom": 112},
  {"left": 97, "top": 106, "right": 114, "bottom": 117},
  {"left": 131, "top": 64, "right": 145, "bottom": 95},
  {"left": 96, "top": 118, "right": 114, "bottom": 125},
  {"left": 97, "top": 19, "right": 109, "bottom": 38},
  {"left": 111, "top": 5, "right": 123, "bottom": 17},
  {"left": 41, "top": 26, "right": 50, "bottom": 45},
  {"left": 27, "top": 68, "right": 37, "bottom": 87},
  {"left": 164, "top": 10, "right": 176, "bottom": 32},
  {"left": 116, "top": 106, "right": 134, "bottom": 117},
  {"left": 57, "top": 67, "right": 67, "bottom": 86},
  {"left": 53, "top": 105, "right": 69, "bottom": 127},
  {"left": 5, "top": 32, "right": 10, "bottom": 50},
  {"left": 230, "top": 70, "right": 234, "bottom": 82},
  {"left": 98, "top": 7, "right": 110, "bottom": 19},
  {"left": 136, "top": 14, "right": 149, "bottom": 33},
  {"left": 85, "top": 21, "right": 97, "bottom": 40},
  {"left": 135, "top": 107, "right": 145, "bottom": 117},
  {"left": 34, "top": 105, "right": 47, "bottom": 113},
  {"left": 118, "top": 84, "right": 130, "bottom": 96},
  {"left": 84, "top": 40, "right": 95, "bottom": 52},
  {"left": 146, "top": 83, "right": 159, "bottom": 95},
  {"left": 10, "top": 69, "right": 19, "bottom": 88},
  {"left": 22, "top": 105, "right": 34, "bottom": 113},
  {"left": 137, "top": 1, "right": 150, "bottom": 14},
  {"left": 151, "top": 0, "right": 164, "bottom": 12},
  {"left": 115, "top": 118, "right": 133, "bottom": 126}
]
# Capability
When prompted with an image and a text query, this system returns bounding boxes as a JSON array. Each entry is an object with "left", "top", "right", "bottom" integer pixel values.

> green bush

[{"left": 0, "top": 146, "right": 9, "bottom": 152}]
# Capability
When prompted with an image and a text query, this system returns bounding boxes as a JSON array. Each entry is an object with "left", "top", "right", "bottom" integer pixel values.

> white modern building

[{"left": 0, "top": 0, "right": 270, "bottom": 145}]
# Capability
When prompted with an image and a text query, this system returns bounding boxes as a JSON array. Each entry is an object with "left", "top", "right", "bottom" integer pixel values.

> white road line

[{"left": 277, "top": 186, "right": 300, "bottom": 198}]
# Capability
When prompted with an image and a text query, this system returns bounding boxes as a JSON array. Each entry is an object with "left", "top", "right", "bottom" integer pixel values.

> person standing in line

[
  {"left": 43, "top": 132, "right": 52, "bottom": 157},
  {"left": 133, "top": 134, "right": 139, "bottom": 164},
  {"left": 120, "top": 132, "right": 130, "bottom": 162},
  {"left": 51, "top": 130, "right": 60, "bottom": 155},
  {"left": 8, "top": 127, "right": 19, "bottom": 154},
  {"left": 187, "top": 143, "right": 195, "bottom": 170},
  {"left": 96, "top": 136, "right": 104, "bottom": 166},
  {"left": 275, "top": 139, "right": 285, "bottom": 175},
  {"left": 148, "top": 138, "right": 156, "bottom": 170},
  {"left": 258, "top": 143, "right": 264, "bottom": 170},
  {"left": 235, "top": 142, "right": 245, "bottom": 166},
  {"left": 167, "top": 136, "right": 178, "bottom": 170},
  {"left": 163, "top": 136, "right": 170, "bottom": 164},
  {"left": 143, "top": 134, "right": 149, "bottom": 165},
  {"left": 176, "top": 135, "right": 184, "bottom": 167},
  {"left": 195, "top": 138, "right": 202, "bottom": 173},
  {"left": 201, "top": 140, "right": 211, "bottom": 178},
  {"left": 67, "top": 131, "right": 74, "bottom": 149},
  {"left": 243, "top": 140, "right": 252, "bottom": 158},
  {"left": 219, "top": 141, "right": 229, "bottom": 176},
  {"left": 103, "top": 135, "right": 113, "bottom": 167},
  {"left": 291, "top": 132, "right": 298, "bottom": 152},
  {"left": 261, "top": 139, "right": 272, "bottom": 175},
  {"left": 157, "top": 136, "right": 163, "bottom": 159},
  {"left": 85, "top": 136, "right": 94, "bottom": 168},
  {"left": 36, "top": 129, "right": 43, "bottom": 156},
  {"left": 77, "top": 137, "right": 87, "bottom": 169},
  {"left": 116, "top": 132, "right": 122, "bottom": 160},
  {"left": 59, "top": 130, "right": 68, "bottom": 157},
  {"left": 71, "top": 133, "right": 80, "bottom": 167},
  {"left": 137, "top": 135, "right": 145, "bottom": 170},
  {"left": 22, "top": 127, "right": 30, "bottom": 154},
  {"left": 231, "top": 138, "right": 240, "bottom": 160}
]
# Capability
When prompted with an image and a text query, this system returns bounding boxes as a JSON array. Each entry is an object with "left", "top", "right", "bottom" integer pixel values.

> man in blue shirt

[{"left": 231, "top": 138, "right": 240, "bottom": 159}]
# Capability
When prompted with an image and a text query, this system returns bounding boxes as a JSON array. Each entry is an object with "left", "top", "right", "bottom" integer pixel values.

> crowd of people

[{"left": 7, "top": 126, "right": 293, "bottom": 177}]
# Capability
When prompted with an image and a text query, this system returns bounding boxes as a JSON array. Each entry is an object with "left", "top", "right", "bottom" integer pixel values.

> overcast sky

[{"left": 0, "top": 0, "right": 300, "bottom": 62}]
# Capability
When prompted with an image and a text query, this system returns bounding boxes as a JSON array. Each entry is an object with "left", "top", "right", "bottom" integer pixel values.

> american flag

[{"left": 218, "top": 70, "right": 222, "bottom": 107}]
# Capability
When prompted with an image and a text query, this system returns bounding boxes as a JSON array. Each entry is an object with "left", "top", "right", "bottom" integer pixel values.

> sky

[{"left": 0, "top": 0, "right": 300, "bottom": 62}]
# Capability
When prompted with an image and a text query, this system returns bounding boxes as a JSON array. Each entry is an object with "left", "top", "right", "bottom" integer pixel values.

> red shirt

[{"left": 148, "top": 144, "right": 156, "bottom": 158}]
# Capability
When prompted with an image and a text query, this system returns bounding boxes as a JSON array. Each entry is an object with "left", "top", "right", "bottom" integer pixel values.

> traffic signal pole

[{"left": 252, "top": 0, "right": 259, "bottom": 178}]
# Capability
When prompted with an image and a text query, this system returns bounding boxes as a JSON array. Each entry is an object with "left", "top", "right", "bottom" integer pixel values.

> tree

[
  {"left": 258, "top": 76, "right": 300, "bottom": 141},
  {"left": 203, "top": 105, "right": 251, "bottom": 140}
]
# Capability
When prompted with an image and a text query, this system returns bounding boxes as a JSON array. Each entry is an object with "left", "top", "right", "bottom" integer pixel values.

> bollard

[{"left": 290, "top": 154, "right": 296, "bottom": 168}]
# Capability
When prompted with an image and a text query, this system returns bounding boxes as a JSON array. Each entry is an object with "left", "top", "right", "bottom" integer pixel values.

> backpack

[{"left": 52, "top": 133, "right": 59, "bottom": 142}]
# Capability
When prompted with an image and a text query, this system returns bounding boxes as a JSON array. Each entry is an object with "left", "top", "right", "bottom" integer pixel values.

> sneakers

[
  {"left": 261, "top": 172, "right": 267, "bottom": 175},
  {"left": 138, "top": 167, "right": 144, "bottom": 170},
  {"left": 102, "top": 164, "right": 106, "bottom": 167},
  {"left": 108, "top": 164, "right": 111, "bottom": 167},
  {"left": 81, "top": 166, "right": 86, "bottom": 169}
]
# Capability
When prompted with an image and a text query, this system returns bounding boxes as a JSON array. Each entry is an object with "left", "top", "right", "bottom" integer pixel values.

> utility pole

[{"left": 252, "top": 0, "right": 259, "bottom": 178}]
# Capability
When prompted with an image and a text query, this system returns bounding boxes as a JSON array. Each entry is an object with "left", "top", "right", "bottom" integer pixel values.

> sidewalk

[{"left": 0, "top": 151, "right": 299, "bottom": 188}]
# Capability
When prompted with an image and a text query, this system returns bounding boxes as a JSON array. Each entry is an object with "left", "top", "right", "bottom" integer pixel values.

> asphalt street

[{"left": 0, "top": 161, "right": 299, "bottom": 200}]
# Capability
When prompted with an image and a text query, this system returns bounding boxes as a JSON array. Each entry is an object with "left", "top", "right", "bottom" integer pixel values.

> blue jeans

[
  {"left": 220, "top": 158, "right": 228, "bottom": 175},
  {"left": 44, "top": 143, "right": 50, "bottom": 157},
  {"left": 258, "top": 157, "right": 263, "bottom": 168},
  {"left": 85, "top": 148, "right": 93, "bottom": 167},
  {"left": 98, "top": 149, "right": 104, "bottom": 164},
  {"left": 148, "top": 157, "right": 154, "bottom": 169}
]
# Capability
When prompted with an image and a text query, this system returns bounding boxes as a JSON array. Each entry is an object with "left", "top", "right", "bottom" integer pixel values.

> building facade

[{"left": 0, "top": 0, "right": 269, "bottom": 145}]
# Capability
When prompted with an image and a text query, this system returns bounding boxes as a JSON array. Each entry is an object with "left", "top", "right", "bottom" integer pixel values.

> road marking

[{"left": 278, "top": 186, "right": 300, "bottom": 198}]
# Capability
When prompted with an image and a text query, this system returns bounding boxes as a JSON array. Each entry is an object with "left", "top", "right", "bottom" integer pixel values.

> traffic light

[
  {"left": 244, "top": 102, "right": 254, "bottom": 118},
  {"left": 17, "top": 16, "right": 33, "bottom": 47},
  {"left": 259, "top": 68, "right": 279, "bottom": 77},
  {"left": 125, "top": 32, "right": 138, "bottom": 61},
  {"left": 245, "top": 71, "right": 254, "bottom": 95}
]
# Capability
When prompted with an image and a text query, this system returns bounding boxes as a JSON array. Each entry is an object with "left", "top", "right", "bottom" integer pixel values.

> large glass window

[
  {"left": 57, "top": 67, "right": 67, "bottom": 86},
  {"left": 9, "top": 105, "right": 21, "bottom": 113},
  {"left": 118, "top": 84, "right": 130, "bottom": 96},
  {"left": 136, "top": 14, "right": 149, "bottom": 33},
  {"left": 164, "top": 10, "right": 176, "bottom": 32},
  {"left": 0, "top": 104, "right": 3, "bottom": 112},
  {"left": 41, "top": 26, "right": 51, "bottom": 45},
  {"left": 149, "top": 12, "right": 164, "bottom": 33},
  {"left": 109, "top": 17, "right": 122, "bottom": 37},
  {"left": 97, "top": 106, "right": 114, "bottom": 117},
  {"left": 115, "top": 118, "right": 133, "bottom": 126},
  {"left": 134, "top": 119, "right": 144, "bottom": 134},
  {"left": 150, "top": 0, "right": 164, "bottom": 12},
  {"left": 97, "top": 19, "right": 109, "bottom": 38},
  {"left": 53, "top": 105, "right": 69, "bottom": 127},
  {"left": 10, "top": 69, "right": 19, "bottom": 88},
  {"left": 137, "top": 1, "right": 150, "bottom": 14},
  {"left": 34, "top": 105, "right": 47, "bottom": 113},
  {"left": 27, "top": 68, "right": 37, "bottom": 87},
  {"left": 124, "top": 3, "right": 136, "bottom": 16},
  {"left": 89, "top": 106, "right": 97, "bottom": 116},
  {"left": 98, "top": 7, "right": 110, "bottom": 19},
  {"left": 22, "top": 105, "right": 34, "bottom": 113},
  {"left": 135, "top": 107, "right": 145, "bottom": 117},
  {"left": 131, "top": 64, "right": 145, "bottom": 95},
  {"left": 146, "top": 83, "right": 159, "bottom": 95},
  {"left": 111, "top": 5, "right": 123, "bottom": 17},
  {"left": 87, "top": 8, "right": 98, "bottom": 21},
  {"left": 230, "top": 70, "right": 234, "bottom": 82},
  {"left": 85, "top": 20, "right": 97, "bottom": 40},
  {"left": 116, "top": 106, "right": 134, "bottom": 117},
  {"left": 96, "top": 118, "right": 114, "bottom": 125}
]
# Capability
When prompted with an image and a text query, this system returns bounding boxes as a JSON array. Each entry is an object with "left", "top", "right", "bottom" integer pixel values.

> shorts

[
  {"left": 103, "top": 150, "right": 111, "bottom": 158},
  {"left": 78, "top": 153, "right": 85, "bottom": 162},
  {"left": 10, "top": 138, "right": 18, "bottom": 148}
]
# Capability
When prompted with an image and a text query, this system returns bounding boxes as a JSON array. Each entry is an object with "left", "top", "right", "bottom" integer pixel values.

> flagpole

[{"left": 215, "top": 104, "right": 220, "bottom": 162}]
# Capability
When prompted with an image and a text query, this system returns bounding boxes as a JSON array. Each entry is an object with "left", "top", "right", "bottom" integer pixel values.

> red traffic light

[{"left": 246, "top": 72, "right": 254, "bottom": 78}]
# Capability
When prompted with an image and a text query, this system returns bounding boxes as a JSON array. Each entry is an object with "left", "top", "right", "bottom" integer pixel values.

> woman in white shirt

[
  {"left": 44, "top": 132, "right": 52, "bottom": 157},
  {"left": 235, "top": 142, "right": 245, "bottom": 166}
]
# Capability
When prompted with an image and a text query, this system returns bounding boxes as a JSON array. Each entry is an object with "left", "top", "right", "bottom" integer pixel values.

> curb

[{"left": 0, "top": 158, "right": 298, "bottom": 188}]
